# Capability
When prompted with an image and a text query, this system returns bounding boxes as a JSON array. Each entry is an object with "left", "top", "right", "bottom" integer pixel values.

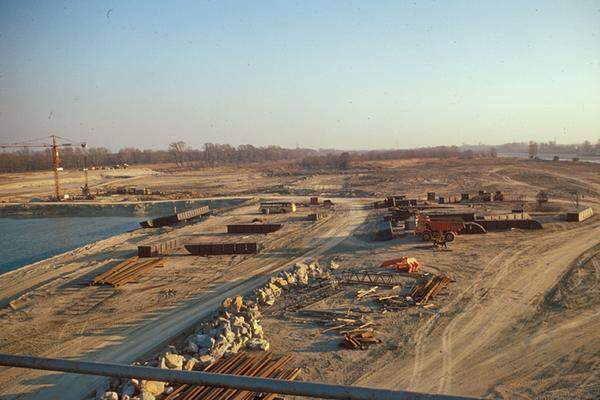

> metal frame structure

[{"left": 332, "top": 269, "right": 419, "bottom": 287}]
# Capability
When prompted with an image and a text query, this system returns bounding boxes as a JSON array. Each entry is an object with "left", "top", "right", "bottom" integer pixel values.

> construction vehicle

[
  {"left": 0, "top": 135, "right": 87, "bottom": 201},
  {"left": 259, "top": 201, "right": 296, "bottom": 214},
  {"left": 380, "top": 256, "right": 420, "bottom": 273},
  {"left": 415, "top": 214, "right": 464, "bottom": 242}
]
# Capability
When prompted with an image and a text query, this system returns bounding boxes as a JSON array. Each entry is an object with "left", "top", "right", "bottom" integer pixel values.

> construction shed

[{"left": 566, "top": 207, "right": 594, "bottom": 222}]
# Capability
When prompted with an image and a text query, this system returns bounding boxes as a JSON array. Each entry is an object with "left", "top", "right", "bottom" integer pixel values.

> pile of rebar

[
  {"left": 164, "top": 352, "right": 300, "bottom": 400},
  {"left": 410, "top": 275, "right": 451, "bottom": 304},
  {"left": 91, "top": 257, "right": 163, "bottom": 287}
]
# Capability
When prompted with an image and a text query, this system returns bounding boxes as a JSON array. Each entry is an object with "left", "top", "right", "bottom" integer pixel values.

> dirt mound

[{"left": 542, "top": 245, "right": 600, "bottom": 311}]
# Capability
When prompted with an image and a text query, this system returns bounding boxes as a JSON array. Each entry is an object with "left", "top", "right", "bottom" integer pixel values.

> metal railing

[{"left": 0, "top": 353, "right": 478, "bottom": 400}]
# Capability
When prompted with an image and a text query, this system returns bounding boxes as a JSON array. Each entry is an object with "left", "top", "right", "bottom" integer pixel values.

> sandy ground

[{"left": 0, "top": 157, "right": 599, "bottom": 399}]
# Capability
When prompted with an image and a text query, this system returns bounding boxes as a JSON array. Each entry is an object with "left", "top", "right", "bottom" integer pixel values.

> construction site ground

[{"left": 0, "top": 157, "right": 599, "bottom": 400}]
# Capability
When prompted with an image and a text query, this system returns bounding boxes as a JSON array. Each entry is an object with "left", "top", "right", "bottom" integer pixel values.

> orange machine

[
  {"left": 415, "top": 214, "right": 464, "bottom": 242},
  {"left": 381, "top": 256, "right": 420, "bottom": 273}
]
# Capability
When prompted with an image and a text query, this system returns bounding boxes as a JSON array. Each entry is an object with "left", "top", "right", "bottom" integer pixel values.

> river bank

[
  {"left": 0, "top": 197, "right": 251, "bottom": 273},
  {"left": 0, "top": 197, "right": 252, "bottom": 217}
]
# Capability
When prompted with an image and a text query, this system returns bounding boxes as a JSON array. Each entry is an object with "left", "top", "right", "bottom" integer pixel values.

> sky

[{"left": 0, "top": 1, "right": 599, "bottom": 151}]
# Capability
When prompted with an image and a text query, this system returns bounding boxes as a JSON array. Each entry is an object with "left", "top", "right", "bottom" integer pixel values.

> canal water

[
  {"left": 0, "top": 216, "right": 142, "bottom": 274},
  {"left": 0, "top": 198, "right": 246, "bottom": 275}
]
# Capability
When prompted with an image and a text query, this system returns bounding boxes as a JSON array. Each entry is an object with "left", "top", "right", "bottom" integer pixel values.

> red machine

[
  {"left": 415, "top": 215, "right": 464, "bottom": 242},
  {"left": 381, "top": 256, "right": 420, "bottom": 273}
]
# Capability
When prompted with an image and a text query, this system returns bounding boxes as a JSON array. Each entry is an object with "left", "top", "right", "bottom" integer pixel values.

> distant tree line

[
  {"left": 476, "top": 140, "right": 600, "bottom": 156},
  {"left": 0, "top": 143, "right": 321, "bottom": 173},
  {"left": 2, "top": 139, "right": 597, "bottom": 173},
  {"left": 300, "top": 146, "right": 492, "bottom": 170}
]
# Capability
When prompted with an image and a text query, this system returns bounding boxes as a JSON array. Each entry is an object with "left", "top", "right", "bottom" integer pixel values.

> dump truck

[{"left": 415, "top": 215, "right": 464, "bottom": 242}]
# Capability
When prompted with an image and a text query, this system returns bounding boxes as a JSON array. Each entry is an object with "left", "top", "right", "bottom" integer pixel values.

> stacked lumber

[
  {"left": 91, "top": 257, "right": 164, "bottom": 287},
  {"left": 163, "top": 352, "right": 300, "bottom": 400},
  {"left": 340, "top": 330, "right": 382, "bottom": 350},
  {"left": 410, "top": 275, "right": 451, "bottom": 304}
]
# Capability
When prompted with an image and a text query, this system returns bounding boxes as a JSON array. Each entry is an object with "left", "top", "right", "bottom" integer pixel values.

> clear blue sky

[{"left": 1, "top": 0, "right": 599, "bottom": 150}]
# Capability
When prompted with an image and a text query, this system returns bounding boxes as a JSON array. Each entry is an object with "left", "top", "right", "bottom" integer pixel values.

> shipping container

[
  {"left": 185, "top": 242, "right": 260, "bottom": 256},
  {"left": 308, "top": 213, "right": 328, "bottom": 221},
  {"left": 140, "top": 205, "right": 210, "bottom": 228},
  {"left": 226, "top": 224, "right": 282, "bottom": 234},
  {"left": 566, "top": 207, "right": 594, "bottom": 222},
  {"left": 138, "top": 238, "right": 180, "bottom": 257},
  {"left": 477, "top": 212, "right": 531, "bottom": 221},
  {"left": 476, "top": 219, "right": 542, "bottom": 231}
]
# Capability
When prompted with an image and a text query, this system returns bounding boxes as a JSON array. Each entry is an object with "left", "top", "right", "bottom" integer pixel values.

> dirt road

[{"left": 354, "top": 218, "right": 600, "bottom": 398}]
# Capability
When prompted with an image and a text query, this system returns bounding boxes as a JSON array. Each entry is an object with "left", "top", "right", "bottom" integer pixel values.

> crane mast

[
  {"left": 0, "top": 134, "right": 86, "bottom": 201},
  {"left": 52, "top": 135, "right": 62, "bottom": 200}
]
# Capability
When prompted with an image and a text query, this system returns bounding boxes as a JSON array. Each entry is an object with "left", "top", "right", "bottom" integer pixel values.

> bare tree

[{"left": 169, "top": 141, "right": 187, "bottom": 167}]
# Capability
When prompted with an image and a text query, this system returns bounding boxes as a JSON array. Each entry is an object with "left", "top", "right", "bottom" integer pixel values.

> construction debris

[
  {"left": 91, "top": 257, "right": 164, "bottom": 287},
  {"left": 410, "top": 275, "right": 452, "bottom": 304},
  {"left": 375, "top": 274, "right": 452, "bottom": 310},
  {"left": 356, "top": 286, "right": 378, "bottom": 299},
  {"left": 340, "top": 330, "right": 382, "bottom": 350}
]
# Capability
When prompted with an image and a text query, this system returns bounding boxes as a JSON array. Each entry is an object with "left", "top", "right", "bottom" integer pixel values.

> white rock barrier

[{"left": 99, "top": 260, "right": 333, "bottom": 400}]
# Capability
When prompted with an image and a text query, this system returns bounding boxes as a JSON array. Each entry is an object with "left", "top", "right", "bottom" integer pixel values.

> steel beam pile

[
  {"left": 91, "top": 257, "right": 163, "bottom": 287},
  {"left": 410, "top": 275, "right": 451, "bottom": 304},
  {"left": 185, "top": 243, "right": 260, "bottom": 256},
  {"left": 164, "top": 352, "right": 300, "bottom": 400},
  {"left": 226, "top": 224, "right": 282, "bottom": 234},
  {"left": 140, "top": 205, "right": 210, "bottom": 228}
]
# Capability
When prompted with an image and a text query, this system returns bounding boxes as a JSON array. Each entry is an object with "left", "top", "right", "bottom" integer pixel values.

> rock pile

[
  {"left": 254, "top": 261, "right": 324, "bottom": 306},
  {"left": 98, "top": 260, "right": 329, "bottom": 400}
]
